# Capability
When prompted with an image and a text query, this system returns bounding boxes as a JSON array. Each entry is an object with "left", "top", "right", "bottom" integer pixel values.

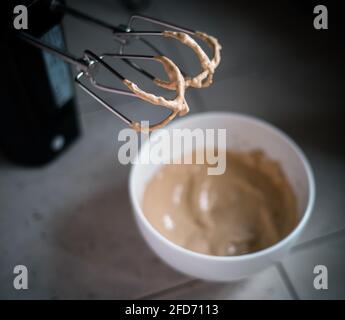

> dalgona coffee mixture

[{"left": 143, "top": 150, "right": 298, "bottom": 256}]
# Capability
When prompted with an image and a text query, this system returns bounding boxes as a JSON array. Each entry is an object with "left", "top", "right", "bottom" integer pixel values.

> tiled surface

[
  {"left": 146, "top": 267, "right": 292, "bottom": 300},
  {"left": 283, "top": 231, "right": 345, "bottom": 299},
  {"left": 294, "top": 148, "right": 345, "bottom": 244},
  {"left": 0, "top": 0, "right": 344, "bottom": 299},
  {"left": 0, "top": 108, "right": 191, "bottom": 299}
]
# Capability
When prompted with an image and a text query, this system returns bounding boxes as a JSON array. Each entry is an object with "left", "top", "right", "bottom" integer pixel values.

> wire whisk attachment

[{"left": 17, "top": 2, "right": 222, "bottom": 131}]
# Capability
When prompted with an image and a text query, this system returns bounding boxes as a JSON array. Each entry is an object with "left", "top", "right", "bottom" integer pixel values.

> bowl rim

[{"left": 129, "top": 111, "right": 316, "bottom": 262}]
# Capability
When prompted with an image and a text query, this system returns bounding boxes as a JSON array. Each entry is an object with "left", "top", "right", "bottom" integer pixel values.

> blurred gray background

[{"left": 0, "top": 0, "right": 344, "bottom": 299}]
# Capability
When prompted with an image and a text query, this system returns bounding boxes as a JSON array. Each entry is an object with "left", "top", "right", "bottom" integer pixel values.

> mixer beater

[{"left": 18, "top": 1, "right": 222, "bottom": 131}]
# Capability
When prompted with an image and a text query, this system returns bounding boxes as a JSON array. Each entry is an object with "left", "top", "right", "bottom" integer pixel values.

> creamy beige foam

[{"left": 143, "top": 150, "right": 298, "bottom": 256}]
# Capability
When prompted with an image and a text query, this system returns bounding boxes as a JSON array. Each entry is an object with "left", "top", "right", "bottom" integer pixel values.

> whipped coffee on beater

[{"left": 143, "top": 150, "right": 298, "bottom": 256}]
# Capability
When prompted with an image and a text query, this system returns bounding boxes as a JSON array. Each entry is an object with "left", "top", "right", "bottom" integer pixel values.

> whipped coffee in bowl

[
  {"left": 143, "top": 149, "right": 298, "bottom": 256},
  {"left": 129, "top": 112, "right": 315, "bottom": 281}
]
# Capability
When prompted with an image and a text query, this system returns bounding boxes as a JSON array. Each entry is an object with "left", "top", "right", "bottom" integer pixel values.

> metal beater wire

[{"left": 17, "top": 4, "right": 197, "bottom": 127}]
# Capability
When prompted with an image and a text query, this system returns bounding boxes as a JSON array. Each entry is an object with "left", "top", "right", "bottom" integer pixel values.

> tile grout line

[
  {"left": 275, "top": 263, "right": 300, "bottom": 300},
  {"left": 137, "top": 228, "right": 345, "bottom": 300},
  {"left": 292, "top": 227, "right": 345, "bottom": 253},
  {"left": 135, "top": 279, "right": 199, "bottom": 300},
  {"left": 275, "top": 228, "right": 345, "bottom": 300}
]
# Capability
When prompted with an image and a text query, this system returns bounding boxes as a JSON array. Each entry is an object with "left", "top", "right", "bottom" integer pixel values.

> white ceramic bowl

[{"left": 129, "top": 112, "right": 315, "bottom": 281}]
